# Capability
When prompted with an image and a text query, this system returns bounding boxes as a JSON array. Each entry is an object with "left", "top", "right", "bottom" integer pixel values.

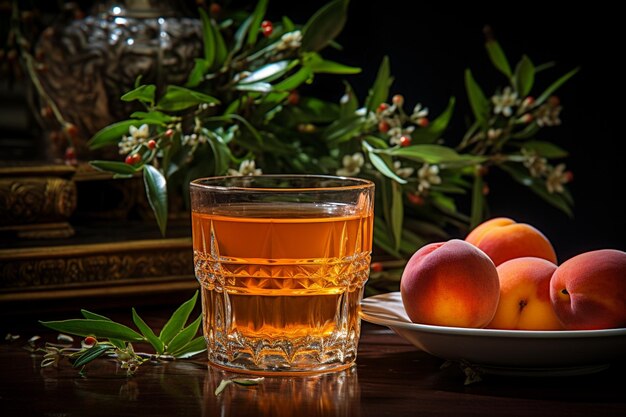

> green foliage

[
  {"left": 88, "top": 0, "right": 577, "bottom": 269},
  {"left": 39, "top": 291, "right": 206, "bottom": 374}
]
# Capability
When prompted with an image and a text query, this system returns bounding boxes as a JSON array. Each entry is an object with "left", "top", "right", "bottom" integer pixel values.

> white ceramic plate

[{"left": 360, "top": 292, "right": 626, "bottom": 376}]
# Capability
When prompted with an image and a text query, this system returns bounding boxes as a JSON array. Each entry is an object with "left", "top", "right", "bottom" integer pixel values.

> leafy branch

[{"left": 38, "top": 291, "right": 205, "bottom": 376}]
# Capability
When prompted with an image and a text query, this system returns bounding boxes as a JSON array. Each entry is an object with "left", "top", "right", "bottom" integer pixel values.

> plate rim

[{"left": 360, "top": 292, "right": 626, "bottom": 339}]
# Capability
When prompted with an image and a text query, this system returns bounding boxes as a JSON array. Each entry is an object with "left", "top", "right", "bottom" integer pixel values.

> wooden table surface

[{"left": 1, "top": 316, "right": 625, "bottom": 417}]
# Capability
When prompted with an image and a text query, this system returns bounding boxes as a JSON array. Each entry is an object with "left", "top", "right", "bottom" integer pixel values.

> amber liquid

[{"left": 192, "top": 202, "right": 372, "bottom": 374}]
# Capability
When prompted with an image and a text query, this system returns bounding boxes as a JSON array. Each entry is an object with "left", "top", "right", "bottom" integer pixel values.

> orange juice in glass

[{"left": 190, "top": 175, "right": 374, "bottom": 375}]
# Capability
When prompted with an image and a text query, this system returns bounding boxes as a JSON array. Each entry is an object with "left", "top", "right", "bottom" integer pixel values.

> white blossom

[
  {"left": 276, "top": 30, "right": 302, "bottom": 51},
  {"left": 522, "top": 148, "right": 548, "bottom": 177},
  {"left": 118, "top": 124, "right": 150, "bottom": 155},
  {"left": 394, "top": 161, "right": 414, "bottom": 178},
  {"left": 492, "top": 87, "right": 518, "bottom": 117},
  {"left": 417, "top": 163, "right": 442, "bottom": 192},
  {"left": 336, "top": 152, "right": 364, "bottom": 176},
  {"left": 228, "top": 160, "right": 262, "bottom": 176},
  {"left": 546, "top": 163, "right": 569, "bottom": 194}
]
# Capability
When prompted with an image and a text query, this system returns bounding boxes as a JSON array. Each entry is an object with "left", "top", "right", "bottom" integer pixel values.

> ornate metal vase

[{"left": 36, "top": 0, "right": 203, "bottom": 160}]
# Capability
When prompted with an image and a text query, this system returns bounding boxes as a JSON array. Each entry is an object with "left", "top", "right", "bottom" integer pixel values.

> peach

[
  {"left": 400, "top": 239, "right": 500, "bottom": 328},
  {"left": 465, "top": 217, "right": 557, "bottom": 266},
  {"left": 487, "top": 257, "right": 562, "bottom": 330},
  {"left": 550, "top": 249, "right": 626, "bottom": 330}
]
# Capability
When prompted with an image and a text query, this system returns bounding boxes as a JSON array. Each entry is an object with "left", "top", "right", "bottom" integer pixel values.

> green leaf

[
  {"left": 132, "top": 308, "right": 165, "bottom": 354},
  {"left": 362, "top": 142, "right": 406, "bottom": 184},
  {"left": 185, "top": 58, "right": 210, "bottom": 88},
  {"left": 390, "top": 144, "right": 464, "bottom": 164},
  {"left": 159, "top": 291, "right": 199, "bottom": 345},
  {"left": 412, "top": 97, "right": 455, "bottom": 144},
  {"left": 199, "top": 8, "right": 216, "bottom": 68},
  {"left": 214, "top": 379, "right": 231, "bottom": 396},
  {"left": 282, "top": 16, "right": 295, "bottom": 32},
  {"left": 143, "top": 165, "right": 168, "bottom": 236},
  {"left": 121, "top": 84, "right": 156, "bottom": 105},
  {"left": 373, "top": 217, "right": 401, "bottom": 258},
  {"left": 234, "top": 82, "right": 272, "bottom": 93},
  {"left": 464, "top": 69, "right": 490, "bottom": 128},
  {"left": 485, "top": 40, "right": 512, "bottom": 78},
  {"left": 536, "top": 67, "right": 579, "bottom": 105},
  {"left": 304, "top": 53, "right": 360, "bottom": 74},
  {"left": 247, "top": 0, "right": 268, "bottom": 46},
  {"left": 301, "top": 0, "right": 349, "bottom": 52},
  {"left": 81, "top": 310, "right": 113, "bottom": 321},
  {"left": 365, "top": 56, "right": 392, "bottom": 113},
  {"left": 339, "top": 81, "right": 358, "bottom": 119},
  {"left": 323, "top": 114, "right": 363, "bottom": 144},
  {"left": 390, "top": 181, "right": 404, "bottom": 251},
  {"left": 40, "top": 319, "right": 144, "bottom": 341},
  {"left": 72, "top": 344, "right": 114, "bottom": 368},
  {"left": 272, "top": 67, "right": 312, "bottom": 91},
  {"left": 130, "top": 111, "right": 175, "bottom": 123},
  {"left": 212, "top": 18, "right": 228, "bottom": 70},
  {"left": 90, "top": 161, "right": 139, "bottom": 176},
  {"left": 239, "top": 60, "right": 292, "bottom": 84},
  {"left": 522, "top": 141, "right": 569, "bottom": 158},
  {"left": 165, "top": 315, "right": 202, "bottom": 354},
  {"left": 157, "top": 86, "right": 220, "bottom": 112},
  {"left": 231, "top": 15, "right": 253, "bottom": 57},
  {"left": 170, "top": 336, "right": 207, "bottom": 358},
  {"left": 88, "top": 120, "right": 162, "bottom": 150},
  {"left": 470, "top": 173, "right": 484, "bottom": 229},
  {"left": 514, "top": 55, "right": 535, "bottom": 97}
]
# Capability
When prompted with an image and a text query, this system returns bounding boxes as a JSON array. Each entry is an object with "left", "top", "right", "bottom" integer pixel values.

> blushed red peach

[
  {"left": 487, "top": 257, "right": 562, "bottom": 330},
  {"left": 550, "top": 249, "right": 626, "bottom": 330},
  {"left": 400, "top": 239, "right": 500, "bottom": 328},
  {"left": 465, "top": 217, "right": 557, "bottom": 266}
]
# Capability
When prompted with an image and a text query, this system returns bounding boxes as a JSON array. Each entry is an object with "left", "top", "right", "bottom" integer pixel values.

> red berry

[
  {"left": 523, "top": 96, "right": 535, "bottom": 108},
  {"left": 482, "top": 183, "right": 490, "bottom": 195},
  {"left": 521, "top": 113, "right": 533, "bottom": 124},
  {"left": 417, "top": 117, "right": 429, "bottom": 128},
  {"left": 287, "top": 90, "right": 300, "bottom": 105},
  {"left": 548, "top": 96, "right": 560, "bottom": 107},
  {"left": 407, "top": 193, "right": 424, "bottom": 206},
  {"left": 378, "top": 121, "right": 390, "bottom": 133},
  {"left": 377, "top": 103, "right": 389, "bottom": 113},
  {"left": 64, "top": 123, "right": 79, "bottom": 139},
  {"left": 84, "top": 336, "right": 97, "bottom": 346},
  {"left": 148, "top": 139, "right": 157, "bottom": 149},
  {"left": 65, "top": 147, "right": 76, "bottom": 159},
  {"left": 371, "top": 262, "right": 384, "bottom": 273},
  {"left": 125, "top": 154, "right": 141, "bottom": 165},
  {"left": 565, "top": 171, "right": 574, "bottom": 182},
  {"left": 209, "top": 3, "right": 221, "bottom": 15},
  {"left": 399, "top": 135, "right": 411, "bottom": 147},
  {"left": 164, "top": 128, "right": 174, "bottom": 138},
  {"left": 261, "top": 20, "right": 273, "bottom": 37},
  {"left": 392, "top": 94, "right": 404, "bottom": 106}
]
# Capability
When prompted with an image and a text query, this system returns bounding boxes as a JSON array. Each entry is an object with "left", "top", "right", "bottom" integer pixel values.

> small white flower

[
  {"left": 546, "top": 163, "right": 570, "bottom": 194},
  {"left": 276, "top": 30, "right": 302, "bottom": 51},
  {"left": 394, "top": 161, "right": 414, "bottom": 178},
  {"left": 492, "top": 87, "right": 518, "bottom": 117},
  {"left": 487, "top": 128, "right": 503, "bottom": 142},
  {"left": 411, "top": 103, "right": 429, "bottom": 120},
  {"left": 388, "top": 126, "right": 415, "bottom": 146},
  {"left": 228, "top": 160, "right": 262, "bottom": 176},
  {"left": 118, "top": 124, "right": 150, "bottom": 155},
  {"left": 336, "top": 152, "right": 364, "bottom": 176},
  {"left": 535, "top": 103, "right": 562, "bottom": 127},
  {"left": 522, "top": 148, "right": 548, "bottom": 177},
  {"left": 417, "top": 163, "right": 442, "bottom": 192}
]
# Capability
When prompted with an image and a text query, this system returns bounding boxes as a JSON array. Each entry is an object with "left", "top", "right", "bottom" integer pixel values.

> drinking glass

[{"left": 190, "top": 175, "right": 374, "bottom": 375}]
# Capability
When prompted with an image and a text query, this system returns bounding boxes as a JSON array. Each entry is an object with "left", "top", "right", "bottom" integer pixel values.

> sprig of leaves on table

[
  {"left": 38, "top": 291, "right": 205, "bottom": 376},
  {"left": 86, "top": 0, "right": 577, "bottom": 270}
]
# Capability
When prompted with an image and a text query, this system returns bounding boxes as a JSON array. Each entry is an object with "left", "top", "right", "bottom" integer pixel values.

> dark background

[
  {"left": 267, "top": 1, "right": 625, "bottom": 262},
  {"left": 2, "top": 1, "right": 624, "bottom": 261}
]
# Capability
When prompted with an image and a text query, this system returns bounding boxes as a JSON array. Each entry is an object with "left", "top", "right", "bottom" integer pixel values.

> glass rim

[{"left": 190, "top": 174, "right": 374, "bottom": 192}]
